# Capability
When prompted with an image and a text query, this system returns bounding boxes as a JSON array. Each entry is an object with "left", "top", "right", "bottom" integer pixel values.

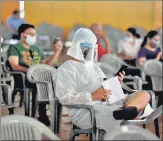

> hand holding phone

[{"left": 115, "top": 65, "right": 128, "bottom": 76}]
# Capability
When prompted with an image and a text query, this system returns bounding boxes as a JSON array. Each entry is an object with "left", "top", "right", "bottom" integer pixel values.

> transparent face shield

[{"left": 80, "top": 43, "right": 98, "bottom": 63}]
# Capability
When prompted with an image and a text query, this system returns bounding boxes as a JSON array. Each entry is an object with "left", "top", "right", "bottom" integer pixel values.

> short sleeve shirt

[
  {"left": 7, "top": 16, "right": 25, "bottom": 31},
  {"left": 118, "top": 38, "right": 143, "bottom": 58},
  {"left": 97, "top": 41, "right": 106, "bottom": 61},
  {"left": 137, "top": 47, "right": 161, "bottom": 60},
  {"left": 7, "top": 42, "right": 44, "bottom": 68}
]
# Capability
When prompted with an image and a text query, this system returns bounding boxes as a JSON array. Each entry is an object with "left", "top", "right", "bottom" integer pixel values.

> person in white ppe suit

[{"left": 55, "top": 28, "right": 152, "bottom": 139}]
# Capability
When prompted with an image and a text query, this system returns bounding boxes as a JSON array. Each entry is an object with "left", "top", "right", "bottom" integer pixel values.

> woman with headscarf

[{"left": 118, "top": 28, "right": 143, "bottom": 66}]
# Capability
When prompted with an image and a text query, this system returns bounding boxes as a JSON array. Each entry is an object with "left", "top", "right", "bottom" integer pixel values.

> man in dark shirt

[{"left": 7, "top": 24, "right": 63, "bottom": 126}]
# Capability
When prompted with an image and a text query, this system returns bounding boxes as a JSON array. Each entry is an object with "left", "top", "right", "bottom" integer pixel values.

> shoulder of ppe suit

[{"left": 56, "top": 60, "right": 77, "bottom": 75}]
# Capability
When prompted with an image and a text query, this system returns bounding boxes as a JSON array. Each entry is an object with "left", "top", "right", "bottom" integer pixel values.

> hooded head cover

[{"left": 67, "top": 28, "right": 97, "bottom": 62}]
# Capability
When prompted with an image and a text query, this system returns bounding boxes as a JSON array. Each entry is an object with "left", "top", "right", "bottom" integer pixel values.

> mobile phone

[{"left": 114, "top": 65, "right": 128, "bottom": 76}]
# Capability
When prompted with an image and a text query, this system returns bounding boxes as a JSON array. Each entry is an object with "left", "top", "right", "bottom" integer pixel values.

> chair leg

[
  {"left": 89, "top": 133, "right": 92, "bottom": 141},
  {"left": 98, "top": 129, "right": 106, "bottom": 140},
  {"left": 154, "top": 118, "right": 160, "bottom": 138},
  {"left": 69, "top": 129, "right": 76, "bottom": 141},
  {"left": 143, "top": 124, "right": 146, "bottom": 129},
  {"left": 19, "top": 90, "right": 24, "bottom": 107},
  {"left": 24, "top": 88, "right": 30, "bottom": 116},
  {"left": 56, "top": 104, "right": 62, "bottom": 134},
  {"left": 8, "top": 90, "right": 17, "bottom": 115}
]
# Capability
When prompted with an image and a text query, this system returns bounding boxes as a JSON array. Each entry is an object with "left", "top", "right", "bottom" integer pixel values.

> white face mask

[
  {"left": 25, "top": 34, "right": 36, "bottom": 46},
  {"left": 124, "top": 36, "right": 133, "bottom": 43},
  {"left": 151, "top": 40, "right": 160, "bottom": 48}
]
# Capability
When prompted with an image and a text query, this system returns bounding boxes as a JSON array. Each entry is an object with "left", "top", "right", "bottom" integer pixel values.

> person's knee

[{"left": 138, "top": 90, "right": 150, "bottom": 102}]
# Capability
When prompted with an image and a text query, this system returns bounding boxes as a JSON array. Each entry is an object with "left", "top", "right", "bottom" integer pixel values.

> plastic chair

[
  {"left": 100, "top": 54, "right": 145, "bottom": 90},
  {"left": 1, "top": 83, "right": 15, "bottom": 109},
  {"left": 132, "top": 26, "right": 147, "bottom": 38},
  {"left": 2, "top": 58, "right": 28, "bottom": 114},
  {"left": 106, "top": 125, "right": 160, "bottom": 140},
  {"left": 1, "top": 26, "right": 15, "bottom": 40},
  {"left": 62, "top": 103, "right": 106, "bottom": 141},
  {"left": 120, "top": 82, "right": 161, "bottom": 138},
  {"left": 1, "top": 115, "right": 60, "bottom": 140},
  {"left": 36, "top": 35, "right": 53, "bottom": 51},
  {"left": 97, "top": 62, "right": 116, "bottom": 78},
  {"left": 142, "top": 60, "right": 162, "bottom": 91},
  {"left": 27, "top": 64, "right": 58, "bottom": 132},
  {"left": 121, "top": 105, "right": 163, "bottom": 138}
]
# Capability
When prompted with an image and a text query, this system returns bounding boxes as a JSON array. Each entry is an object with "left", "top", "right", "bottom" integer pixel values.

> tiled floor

[{"left": 1, "top": 98, "right": 162, "bottom": 140}]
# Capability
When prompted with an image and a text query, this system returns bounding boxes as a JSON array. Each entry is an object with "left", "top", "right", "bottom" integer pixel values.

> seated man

[
  {"left": 55, "top": 28, "right": 152, "bottom": 138},
  {"left": 7, "top": 9, "right": 25, "bottom": 32},
  {"left": 7, "top": 23, "right": 63, "bottom": 125}
]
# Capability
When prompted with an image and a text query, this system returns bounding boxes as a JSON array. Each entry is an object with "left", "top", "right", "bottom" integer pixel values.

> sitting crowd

[{"left": 1, "top": 20, "right": 162, "bottom": 140}]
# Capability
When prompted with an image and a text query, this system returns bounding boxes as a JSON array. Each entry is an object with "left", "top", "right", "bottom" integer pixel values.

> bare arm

[
  {"left": 100, "top": 32, "right": 111, "bottom": 53},
  {"left": 156, "top": 51, "right": 162, "bottom": 60},
  {"left": 138, "top": 57, "right": 146, "bottom": 66},
  {"left": 41, "top": 40, "right": 63, "bottom": 66},
  {"left": 41, "top": 52, "right": 60, "bottom": 66},
  {"left": 8, "top": 56, "right": 28, "bottom": 73}
]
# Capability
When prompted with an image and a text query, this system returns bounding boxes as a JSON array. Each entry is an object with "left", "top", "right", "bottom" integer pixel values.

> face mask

[
  {"left": 25, "top": 34, "right": 36, "bottom": 46},
  {"left": 124, "top": 36, "right": 133, "bottom": 43},
  {"left": 151, "top": 40, "right": 160, "bottom": 48}
]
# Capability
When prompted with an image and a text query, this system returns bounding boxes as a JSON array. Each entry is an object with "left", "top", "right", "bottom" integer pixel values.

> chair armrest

[
  {"left": 64, "top": 104, "right": 96, "bottom": 128},
  {"left": 3, "top": 69, "right": 26, "bottom": 91},
  {"left": 121, "top": 82, "right": 137, "bottom": 93},
  {"left": 145, "top": 90, "right": 156, "bottom": 110}
]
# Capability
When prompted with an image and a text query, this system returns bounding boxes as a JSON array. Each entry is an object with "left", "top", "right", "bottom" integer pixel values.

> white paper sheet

[{"left": 102, "top": 77, "right": 126, "bottom": 104}]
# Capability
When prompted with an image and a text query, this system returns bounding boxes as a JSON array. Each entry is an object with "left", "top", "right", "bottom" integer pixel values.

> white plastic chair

[
  {"left": 106, "top": 125, "right": 160, "bottom": 140},
  {"left": 142, "top": 60, "right": 162, "bottom": 91},
  {"left": 1, "top": 84, "right": 15, "bottom": 108},
  {"left": 99, "top": 54, "right": 144, "bottom": 90},
  {"left": 27, "top": 64, "right": 57, "bottom": 132},
  {"left": 1, "top": 115, "right": 60, "bottom": 140},
  {"left": 120, "top": 105, "right": 163, "bottom": 138},
  {"left": 36, "top": 35, "right": 53, "bottom": 51}
]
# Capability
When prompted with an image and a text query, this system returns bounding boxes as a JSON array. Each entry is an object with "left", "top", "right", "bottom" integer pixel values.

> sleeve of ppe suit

[
  {"left": 94, "top": 64, "right": 106, "bottom": 80},
  {"left": 55, "top": 67, "right": 93, "bottom": 105}
]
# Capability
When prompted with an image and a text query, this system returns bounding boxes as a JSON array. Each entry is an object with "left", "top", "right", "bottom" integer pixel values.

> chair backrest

[
  {"left": 105, "top": 125, "right": 160, "bottom": 140},
  {"left": 1, "top": 115, "right": 60, "bottom": 140},
  {"left": 100, "top": 54, "right": 125, "bottom": 71},
  {"left": 36, "top": 35, "right": 53, "bottom": 50},
  {"left": 143, "top": 60, "right": 162, "bottom": 91},
  {"left": 97, "top": 62, "right": 116, "bottom": 77},
  {"left": 1, "top": 26, "right": 15, "bottom": 40},
  {"left": 27, "top": 64, "right": 57, "bottom": 102},
  {"left": 1, "top": 45, "right": 9, "bottom": 63}
]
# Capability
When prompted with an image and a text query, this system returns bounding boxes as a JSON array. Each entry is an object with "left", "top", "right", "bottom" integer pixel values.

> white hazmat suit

[{"left": 55, "top": 28, "right": 144, "bottom": 138}]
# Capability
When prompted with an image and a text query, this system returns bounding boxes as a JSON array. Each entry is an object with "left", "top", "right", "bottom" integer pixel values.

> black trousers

[{"left": 9, "top": 73, "right": 47, "bottom": 118}]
